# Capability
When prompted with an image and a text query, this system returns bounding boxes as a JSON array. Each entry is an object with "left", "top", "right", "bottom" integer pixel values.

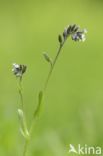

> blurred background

[{"left": 0, "top": 0, "right": 103, "bottom": 155}]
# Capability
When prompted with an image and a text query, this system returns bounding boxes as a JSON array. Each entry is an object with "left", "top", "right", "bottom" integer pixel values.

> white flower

[
  {"left": 71, "top": 29, "right": 87, "bottom": 42},
  {"left": 12, "top": 63, "right": 27, "bottom": 77}
]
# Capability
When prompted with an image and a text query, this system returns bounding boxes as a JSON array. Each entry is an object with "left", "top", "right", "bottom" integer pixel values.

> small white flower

[
  {"left": 71, "top": 29, "right": 87, "bottom": 42},
  {"left": 12, "top": 63, "right": 27, "bottom": 77},
  {"left": 72, "top": 33, "right": 80, "bottom": 41}
]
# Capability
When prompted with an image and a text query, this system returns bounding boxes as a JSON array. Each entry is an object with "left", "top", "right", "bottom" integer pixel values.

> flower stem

[
  {"left": 23, "top": 139, "right": 29, "bottom": 156},
  {"left": 18, "top": 78, "right": 24, "bottom": 110},
  {"left": 44, "top": 40, "right": 66, "bottom": 91},
  {"left": 18, "top": 78, "right": 29, "bottom": 156}
]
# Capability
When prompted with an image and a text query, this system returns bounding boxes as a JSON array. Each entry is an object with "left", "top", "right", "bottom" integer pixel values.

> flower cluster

[
  {"left": 58, "top": 24, "right": 87, "bottom": 44},
  {"left": 71, "top": 29, "right": 87, "bottom": 42},
  {"left": 12, "top": 63, "right": 27, "bottom": 78}
]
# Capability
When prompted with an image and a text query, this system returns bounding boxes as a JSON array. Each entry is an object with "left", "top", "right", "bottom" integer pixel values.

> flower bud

[
  {"left": 43, "top": 53, "right": 52, "bottom": 66},
  {"left": 58, "top": 34, "right": 62, "bottom": 44},
  {"left": 63, "top": 28, "right": 67, "bottom": 39},
  {"left": 71, "top": 24, "right": 76, "bottom": 32},
  {"left": 67, "top": 25, "right": 72, "bottom": 34}
]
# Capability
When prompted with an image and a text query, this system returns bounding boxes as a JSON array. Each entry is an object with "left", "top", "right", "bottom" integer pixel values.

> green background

[{"left": 0, "top": 0, "right": 103, "bottom": 155}]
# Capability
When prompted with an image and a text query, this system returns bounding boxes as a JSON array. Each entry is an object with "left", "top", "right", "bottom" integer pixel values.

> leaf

[
  {"left": 17, "top": 109, "right": 30, "bottom": 139},
  {"left": 33, "top": 91, "right": 43, "bottom": 118}
]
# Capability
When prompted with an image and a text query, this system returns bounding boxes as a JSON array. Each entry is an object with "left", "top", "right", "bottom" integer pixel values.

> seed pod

[{"left": 58, "top": 34, "right": 62, "bottom": 44}]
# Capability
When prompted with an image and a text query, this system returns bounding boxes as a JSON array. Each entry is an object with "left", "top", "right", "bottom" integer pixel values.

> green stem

[
  {"left": 44, "top": 40, "right": 66, "bottom": 91},
  {"left": 23, "top": 117, "right": 37, "bottom": 156},
  {"left": 18, "top": 77, "right": 24, "bottom": 110},
  {"left": 18, "top": 78, "right": 29, "bottom": 156},
  {"left": 23, "top": 139, "right": 29, "bottom": 156}
]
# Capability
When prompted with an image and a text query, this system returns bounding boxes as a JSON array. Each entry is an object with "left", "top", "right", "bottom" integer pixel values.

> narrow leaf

[
  {"left": 17, "top": 109, "right": 29, "bottom": 139},
  {"left": 34, "top": 91, "right": 43, "bottom": 118}
]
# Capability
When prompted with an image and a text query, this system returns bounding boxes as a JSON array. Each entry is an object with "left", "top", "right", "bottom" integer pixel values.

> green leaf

[
  {"left": 17, "top": 109, "right": 30, "bottom": 139},
  {"left": 33, "top": 90, "right": 43, "bottom": 118}
]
